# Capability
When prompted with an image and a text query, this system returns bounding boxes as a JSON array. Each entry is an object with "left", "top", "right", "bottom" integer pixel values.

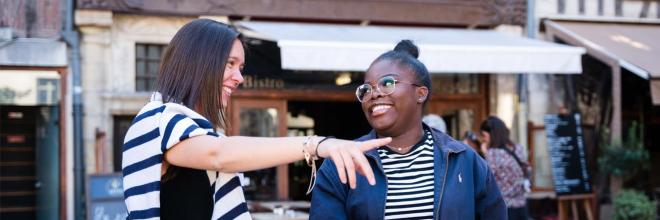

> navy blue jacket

[{"left": 310, "top": 125, "right": 507, "bottom": 219}]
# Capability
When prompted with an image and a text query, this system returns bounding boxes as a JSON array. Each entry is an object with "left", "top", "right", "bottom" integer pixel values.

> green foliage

[
  {"left": 613, "top": 190, "right": 657, "bottom": 220},
  {"left": 598, "top": 121, "right": 650, "bottom": 179}
]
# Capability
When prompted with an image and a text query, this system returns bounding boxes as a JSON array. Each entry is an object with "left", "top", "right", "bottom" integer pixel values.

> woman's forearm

[
  {"left": 215, "top": 136, "right": 315, "bottom": 172},
  {"left": 165, "top": 135, "right": 318, "bottom": 173}
]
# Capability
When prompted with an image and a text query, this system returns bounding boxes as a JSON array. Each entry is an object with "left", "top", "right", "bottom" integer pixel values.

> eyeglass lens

[{"left": 356, "top": 76, "right": 397, "bottom": 102}]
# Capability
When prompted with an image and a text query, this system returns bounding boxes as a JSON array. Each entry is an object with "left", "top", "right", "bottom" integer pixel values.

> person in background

[
  {"left": 462, "top": 131, "right": 484, "bottom": 158},
  {"left": 422, "top": 114, "right": 447, "bottom": 133},
  {"left": 310, "top": 40, "right": 506, "bottom": 219},
  {"left": 480, "top": 116, "right": 530, "bottom": 220},
  {"left": 121, "top": 19, "right": 391, "bottom": 220}
]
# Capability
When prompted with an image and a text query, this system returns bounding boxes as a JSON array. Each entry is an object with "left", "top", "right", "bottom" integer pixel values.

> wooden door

[
  {"left": 228, "top": 99, "right": 288, "bottom": 200},
  {"left": 427, "top": 100, "right": 484, "bottom": 139}
]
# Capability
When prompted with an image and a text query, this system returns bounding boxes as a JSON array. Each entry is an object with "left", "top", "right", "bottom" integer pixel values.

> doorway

[
  {"left": 286, "top": 101, "right": 371, "bottom": 201},
  {"left": 0, "top": 106, "right": 60, "bottom": 220},
  {"left": 228, "top": 98, "right": 371, "bottom": 201}
]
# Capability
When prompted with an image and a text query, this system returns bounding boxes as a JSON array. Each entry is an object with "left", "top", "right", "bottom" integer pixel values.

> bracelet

[
  {"left": 302, "top": 135, "right": 318, "bottom": 166},
  {"left": 315, "top": 136, "right": 335, "bottom": 158},
  {"left": 302, "top": 135, "right": 320, "bottom": 195}
]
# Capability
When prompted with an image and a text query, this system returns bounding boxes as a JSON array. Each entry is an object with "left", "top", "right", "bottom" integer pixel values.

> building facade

[
  {"left": 530, "top": 0, "right": 660, "bottom": 218},
  {"left": 74, "top": 0, "right": 540, "bottom": 205},
  {"left": 0, "top": 0, "right": 72, "bottom": 219}
]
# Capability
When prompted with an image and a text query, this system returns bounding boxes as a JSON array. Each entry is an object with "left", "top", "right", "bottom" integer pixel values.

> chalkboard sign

[
  {"left": 544, "top": 113, "right": 592, "bottom": 196},
  {"left": 86, "top": 173, "right": 128, "bottom": 220}
]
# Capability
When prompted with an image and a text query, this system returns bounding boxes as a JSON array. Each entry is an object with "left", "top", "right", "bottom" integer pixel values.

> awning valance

[
  {"left": 544, "top": 20, "right": 660, "bottom": 104},
  {"left": 237, "top": 21, "right": 585, "bottom": 74}
]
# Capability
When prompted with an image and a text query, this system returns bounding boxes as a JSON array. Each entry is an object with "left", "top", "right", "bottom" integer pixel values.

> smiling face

[
  {"left": 361, "top": 60, "right": 426, "bottom": 136},
  {"left": 221, "top": 39, "right": 245, "bottom": 107}
]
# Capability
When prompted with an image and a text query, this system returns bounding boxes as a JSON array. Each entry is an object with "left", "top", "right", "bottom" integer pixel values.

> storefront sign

[
  {"left": 86, "top": 173, "right": 127, "bottom": 220},
  {"left": 241, "top": 75, "right": 285, "bottom": 89},
  {"left": 240, "top": 71, "right": 361, "bottom": 91},
  {"left": 0, "top": 70, "right": 60, "bottom": 106},
  {"left": 544, "top": 113, "right": 592, "bottom": 196}
]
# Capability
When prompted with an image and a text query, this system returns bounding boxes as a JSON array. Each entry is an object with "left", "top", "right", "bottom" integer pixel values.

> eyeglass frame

[{"left": 355, "top": 75, "right": 423, "bottom": 103}]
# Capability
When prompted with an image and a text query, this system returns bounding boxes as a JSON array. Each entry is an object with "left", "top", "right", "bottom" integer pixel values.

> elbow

[
  {"left": 209, "top": 147, "right": 229, "bottom": 172},
  {"left": 209, "top": 147, "right": 242, "bottom": 173}
]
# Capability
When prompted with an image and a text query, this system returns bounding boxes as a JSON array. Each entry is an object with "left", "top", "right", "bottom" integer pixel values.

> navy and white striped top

[
  {"left": 122, "top": 93, "right": 250, "bottom": 220},
  {"left": 378, "top": 129, "right": 435, "bottom": 220}
]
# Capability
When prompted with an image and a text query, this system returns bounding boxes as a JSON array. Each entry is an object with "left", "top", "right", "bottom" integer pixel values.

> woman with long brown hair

[
  {"left": 121, "top": 19, "right": 390, "bottom": 220},
  {"left": 480, "top": 116, "right": 530, "bottom": 220}
]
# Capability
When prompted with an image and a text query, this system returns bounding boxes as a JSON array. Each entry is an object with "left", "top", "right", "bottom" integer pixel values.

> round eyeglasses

[{"left": 355, "top": 75, "right": 421, "bottom": 102}]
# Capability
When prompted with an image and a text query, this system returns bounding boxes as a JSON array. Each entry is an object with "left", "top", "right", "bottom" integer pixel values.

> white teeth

[
  {"left": 223, "top": 87, "right": 232, "bottom": 95},
  {"left": 371, "top": 105, "right": 391, "bottom": 113}
]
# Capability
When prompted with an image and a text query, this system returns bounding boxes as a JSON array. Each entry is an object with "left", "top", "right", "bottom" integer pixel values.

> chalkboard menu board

[
  {"left": 86, "top": 173, "right": 128, "bottom": 220},
  {"left": 544, "top": 113, "right": 592, "bottom": 196}
]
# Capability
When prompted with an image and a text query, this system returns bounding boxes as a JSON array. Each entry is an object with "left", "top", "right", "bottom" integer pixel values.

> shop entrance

[
  {"left": 228, "top": 98, "right": 370, "bottom": 201},
  {"left": 0, "top": 106, "right": 60, "bottom": 220},
  {"left": 229, "top": 74, "right": 489, "bottom": 202},
  {"left": 286, "top": 101, "right": 371, "bottom": 200}
]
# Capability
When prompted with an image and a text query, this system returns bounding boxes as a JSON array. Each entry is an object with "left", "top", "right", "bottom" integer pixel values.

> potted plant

[
  {"left": 598, "top": 121, "right": 650, "bottom": 196},
  {"left": 612, "top": 190, "right": 656, "bottom": 220}
]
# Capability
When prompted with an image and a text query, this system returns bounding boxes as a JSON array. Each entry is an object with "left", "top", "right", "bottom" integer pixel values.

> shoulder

[
  {"left": 319, "top": 132, "right": 374, "bottom": 173},
  {"left": 354, "top": 131, "right": 377, "bottom": 142},
  {"left": 513, "top": 144, "right": 526, "bottom": 156},
  {"left": 428, "top": 128, "right": 489, "bottom": 172},
  {"left": 428, "top": 127, "right": 469, "bottom": 153}
]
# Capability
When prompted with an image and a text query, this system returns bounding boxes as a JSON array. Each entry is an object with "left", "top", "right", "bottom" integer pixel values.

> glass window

[
  {"left": 135, "top": 44, "right": 166, "bottom": 92},
  {"left": 239, "top": 108, "right": 280, "bottom": 200},
  {"left": 430, "top": 74, "right": 480, "bottom": 94}
]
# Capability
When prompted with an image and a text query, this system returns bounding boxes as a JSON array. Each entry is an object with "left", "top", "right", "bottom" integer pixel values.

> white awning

[{"left": 237, "top": 21, "right": 585, "bottom": 74}]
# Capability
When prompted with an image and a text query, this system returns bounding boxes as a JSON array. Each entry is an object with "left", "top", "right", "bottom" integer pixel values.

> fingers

[
  {"left": 359, "top": 137, "right": 392, "bottom": 152},
  {"left": 326, "top": 138, "right": 387, "bottom": 189},
  {"left": 331, "top": 151, "right": 347, "bottom": 184},
  {"left": 351, "top": 150, "right": 376, "bottom": 185},
  {"left": 340, "top": 150, "right": 357, "bottom": 189}
]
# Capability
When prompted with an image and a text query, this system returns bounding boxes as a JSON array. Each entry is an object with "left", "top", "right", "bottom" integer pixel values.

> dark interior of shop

[{"left": 286, "top": 101, "right": 372, "bottom": 201}]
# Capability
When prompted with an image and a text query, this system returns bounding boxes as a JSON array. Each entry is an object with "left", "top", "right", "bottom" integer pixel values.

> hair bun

[{"left": 393, "top": 40, "right": 419, "bottom": 59}]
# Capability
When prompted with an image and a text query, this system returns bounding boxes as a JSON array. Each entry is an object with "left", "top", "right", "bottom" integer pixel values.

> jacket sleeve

[
  {"left": 309, "top": 159, "right": 349, "bottom": 220},
  {"left": 475, "top": 157, "right": 508, "bottom": 220}
]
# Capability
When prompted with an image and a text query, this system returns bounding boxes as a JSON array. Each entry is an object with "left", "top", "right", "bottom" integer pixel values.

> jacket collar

[{"left": 361, "top": 123, "right": 468, "bottom": 159}]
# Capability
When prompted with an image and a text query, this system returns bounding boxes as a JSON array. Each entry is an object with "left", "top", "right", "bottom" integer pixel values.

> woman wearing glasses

[{"left": 310, "top": 40, "right": 506, "bottom": 219}]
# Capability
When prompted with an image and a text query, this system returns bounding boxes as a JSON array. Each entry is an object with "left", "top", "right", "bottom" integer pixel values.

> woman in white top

[{"left": 121, "top": 19, "right": 390, "bottom": 220}]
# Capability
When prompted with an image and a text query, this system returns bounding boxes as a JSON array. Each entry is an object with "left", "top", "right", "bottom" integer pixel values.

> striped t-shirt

[
  {"left": 122, "top": 93, "right": 250, "bottom": 220},
  {"left": 378, "top": 129, "right": 435, "bottom": 220}
]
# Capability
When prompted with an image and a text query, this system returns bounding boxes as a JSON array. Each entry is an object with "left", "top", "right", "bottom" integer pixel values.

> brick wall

[{"left": 0, "top": 0, "right": 62, "bottom": 38}]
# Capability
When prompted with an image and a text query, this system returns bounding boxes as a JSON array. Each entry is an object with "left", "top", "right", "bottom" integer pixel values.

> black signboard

[
  {"left": 544, "top": 113, "right": 592, "bottom": 196},
  {"left": 86, "top": 173, "right": 128, "bottom": 220}
]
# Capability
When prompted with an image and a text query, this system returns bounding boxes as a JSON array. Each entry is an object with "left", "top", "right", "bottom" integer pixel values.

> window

[
  {"left": 113, "top": 115, "right": 134, "bottom": 172},
  {"left": 135, "top": 44, "right": 166, "bottom": 92}
]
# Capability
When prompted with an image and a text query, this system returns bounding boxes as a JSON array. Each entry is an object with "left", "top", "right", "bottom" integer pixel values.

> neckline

[{"left": 380, "top": 128, "right": 431, "bottom": 155}]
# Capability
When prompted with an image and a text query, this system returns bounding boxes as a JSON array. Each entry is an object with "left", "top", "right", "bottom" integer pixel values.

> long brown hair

[
  {"left": 480, "top": 116, "right": 514, "bottom": 149},
  {"left": 156, "top": 19, "right": 241, "bottom": 130}
]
